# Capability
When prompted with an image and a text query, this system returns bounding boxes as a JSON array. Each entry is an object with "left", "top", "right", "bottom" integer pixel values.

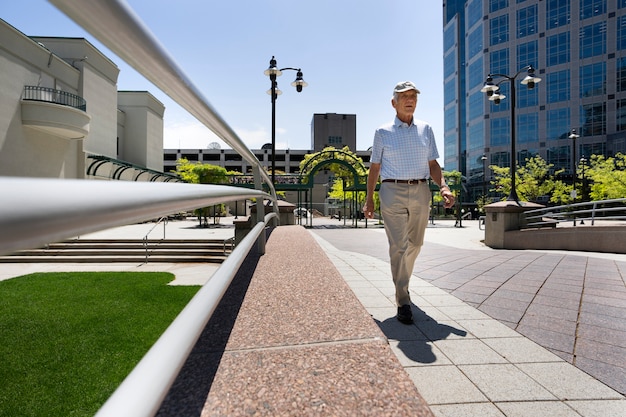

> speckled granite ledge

[{"left": 157, "top": 225, "right": 433, "bottom": 417}]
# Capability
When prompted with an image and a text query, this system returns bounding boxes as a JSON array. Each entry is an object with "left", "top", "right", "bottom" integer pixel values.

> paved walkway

[
  {"left": 311, "top": 219, "right": 626, "bottom": 416},
  {"left": 2, "top": 217, "right": 625, "bottom": 416}
]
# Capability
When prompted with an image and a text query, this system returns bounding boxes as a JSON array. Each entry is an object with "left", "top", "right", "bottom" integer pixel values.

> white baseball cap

[{"left": 393, "top": 81, "right": 420, "bottom": 94}]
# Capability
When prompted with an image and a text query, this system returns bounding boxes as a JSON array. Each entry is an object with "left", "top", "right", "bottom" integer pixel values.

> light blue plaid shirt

[{"left": 371, "top": 116, "right": 439, "bottom": 181}]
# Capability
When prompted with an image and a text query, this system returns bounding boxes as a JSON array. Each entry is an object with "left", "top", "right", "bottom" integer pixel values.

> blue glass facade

[{"left": 443, "top": 0, "right": 626, "bottom": 202}]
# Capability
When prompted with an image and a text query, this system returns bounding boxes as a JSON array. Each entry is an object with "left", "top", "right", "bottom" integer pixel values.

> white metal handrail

[
  {"left": 47, "top": 0, "right": 278, "bottom": 206},
  {"left": 95, "top": 213, "right": 276, "bottom": 417},
  {"left": 0, "top": 177, "right": 275, "bottom": 417},
  {"left": 4, "top": 1, "right": 288, "bottom": 415},
  {"left": 522, "top": 198, "right": 626, "bottom": 228},
  {"left": 143, "top": 216, "right": 168, "bottom": 263},
  {"left": 0, "top": 178, "right": 268, "bottom": 256}
]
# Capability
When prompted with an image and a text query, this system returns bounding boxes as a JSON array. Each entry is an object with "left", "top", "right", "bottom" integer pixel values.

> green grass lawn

[{"left": 0, "top": 272, "right": 199, "bottom": 417}]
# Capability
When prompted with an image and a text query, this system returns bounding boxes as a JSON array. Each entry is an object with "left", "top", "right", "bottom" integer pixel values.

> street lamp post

[
  {"left": 481, "top": 65, "right": 541, "bottom": 204},
  {"left": 569, "top": 128, "right": 580, "bottom": 202},
  {"left": 264, "top": 56, "right": 307, "bottom": 185},
  {"left": 481, "top": 154, "right": 488, "bottom": 198}
]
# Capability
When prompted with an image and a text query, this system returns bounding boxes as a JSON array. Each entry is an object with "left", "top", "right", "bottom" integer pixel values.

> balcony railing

[{"left": 22, "top": 85, "right": 87, "bottom": 111}]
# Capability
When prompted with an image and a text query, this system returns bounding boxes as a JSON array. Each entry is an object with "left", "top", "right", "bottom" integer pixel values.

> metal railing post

[{"left": 252, "top": 166, "right": 266, "bottom": 255}]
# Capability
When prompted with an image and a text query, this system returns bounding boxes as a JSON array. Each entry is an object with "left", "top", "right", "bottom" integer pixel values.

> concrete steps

[{"left": 0, "top": 238, "right": 234, "bottom": 263}]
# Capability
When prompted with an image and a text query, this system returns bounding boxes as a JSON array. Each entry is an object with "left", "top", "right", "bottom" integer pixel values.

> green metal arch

[
  {"left": 299, "top": 149, "right": 367, "bottom": 188},
  {"left": 299, "top": 158, "right": 366, "bottom": 190},
  {"left": 300, "top": 149, "right": 366, "bottom": 176}
]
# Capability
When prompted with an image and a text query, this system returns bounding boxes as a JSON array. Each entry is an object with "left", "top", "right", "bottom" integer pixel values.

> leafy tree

[
  {"left": 585, "top": 153, "right": 626, "bottom": 200},
  {"left": 175, "top": 158, "right": 229, "bottom": 185},
  {"left": 175, "top": 158, "right": 231, "bottom": 226},
  {"left": 489, "top": 155, "right": 567, "bottom": 203}
]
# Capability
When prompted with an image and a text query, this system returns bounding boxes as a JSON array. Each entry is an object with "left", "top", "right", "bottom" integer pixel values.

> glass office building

[{"left": 443, "top": 0, "right": 626, "bottom": 202}]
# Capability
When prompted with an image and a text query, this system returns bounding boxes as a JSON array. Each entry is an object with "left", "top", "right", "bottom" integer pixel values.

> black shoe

[{"left": 397, "top": 304, "right": 413, "bottom": 324}]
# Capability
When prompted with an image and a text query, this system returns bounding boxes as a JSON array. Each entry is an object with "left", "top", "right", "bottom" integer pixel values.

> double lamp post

[
  {"left": 480, "top": 65, "right": 542, "bottom": 204},
  {"left": 264, "top": 56, "right": 307, "bottom": 185}
]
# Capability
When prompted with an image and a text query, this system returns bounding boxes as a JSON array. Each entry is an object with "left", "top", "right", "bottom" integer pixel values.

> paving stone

[
  {"left": 434, "top": 339, "right": 508, "bottom": 365},
  {"left": 459, "top": 364, "right": 556, "bottom": 402},
  {"left": 482, "top": 337, "right": 564, "bottom": 363},
  {"left": 455, "top": 319, "right": 522, "bottom": 338},
  {"left": 518, "top": 362, "right": 624, "bottom": 400},
  {"left": 565, "top": 399, "right": 626, "bottom": 417},
  {"left": 429, "top": 402, "right": 505, "bottom": 417},
  {"left": 495, "top": 401, "right": 582, "bottom": 417},
  {"left": 405, "top": 365, "right": 488, "bottom": 405}
]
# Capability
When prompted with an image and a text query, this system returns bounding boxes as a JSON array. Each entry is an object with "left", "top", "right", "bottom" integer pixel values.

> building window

[
  {"left": 444, "top": 78, "right": 456, "bottom": 106},
  {"left": 490, "top": 0, "right": 508, "bottom": 13},
  {"left": 490, "top": 48, "right": 510, "bottom": 76},
  {"left": 490, "top": 14, "right": 509, "bottom": 46},
  {"left": 518, "top": 149, "right": 537, "bottom": 166},
  {"left": 468, "top": 26, "right": 484, "bottom": 58},
  {"left": 579, "top": 22, "right": 607, "bottom": 59},
  {"left": 468, "top": 122, "right": 485, "bottom": 151},
  {"left": 445, "top": 106, "right": 457, "bottom": 131},
  {"left": 490, "top": 117, "right": 510, "bottom": 146},
  {"left": 517, "top": 41, "right": 538, "bottom": 108},
  {"left": 579, "top": 62, "right": 606, "bottom": 98},
  {"left": 518, "top": 40, "right": 538, "bottom": 69},
  {"left": 580, "top": 102, "right": 606, "bottom": 136},
  {"left": 547, "top": 146, "right": 570, "bottom": 172},
  {"left": 489, "top": 49, "right": 510, "bottom": 112},
  {"left": 444, "top": 53, "right": 456, "bottom": 78},
  {"left": 546, "top": 108, "right": 571, "bottom": 141},
  {"left": 618, "top": 16, "right": 626, "bottom": 50},
  {"left": 546, "top": 0, "right": 570, "bottom": 30},
  {"left": 444, "top": 23, "right": 456, "bottom": 51},
  {"left": 547, "top": 32, "right": 570, "bottom": 66},
  {"left": 491, "top": 151, "right": 510, "bottom": 169},
  {"left": 547, "top": 69, "right": 571, "bottom": 103},
  {"left": 469, "top": 91, "right": 484, "bottom": 121},
  {"left": 617, "top": 99, "right": 626, "bottom": 131},
  {"left": 581, "top": 142, "right": 606, "bottom": 158},
  {"left": 580, "top": 0, "right": 606, "bottom": 21},
  {"left": 621, "top": 0, "right": 626, "bottom": 9},
  {"left": 517, "top": 113, "right": 538, "bottom": 144},
  {"left": 468, "top": 58, "right": 484, "bottom": 89},
  {"left": 517, "top": 4, "right": 537, "bottom": 38},
  {"left": 328, "top": 136, "right": 343, "bottom": 145},
  {"left": 468, "top": 0, "right": 483, "bottom": 28}
]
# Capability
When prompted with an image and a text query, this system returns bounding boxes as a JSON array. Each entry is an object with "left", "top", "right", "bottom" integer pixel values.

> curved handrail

[
  {"left": 522, "top": 198, "right": 626, "bottom": 228},
  {"left": 22, "top": 85, "right": 87, "bottom": 111}
]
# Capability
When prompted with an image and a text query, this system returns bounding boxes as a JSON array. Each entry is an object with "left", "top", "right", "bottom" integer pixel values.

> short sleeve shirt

[{"left": 370, "top": 116, "right": 439, "bottom": 181}]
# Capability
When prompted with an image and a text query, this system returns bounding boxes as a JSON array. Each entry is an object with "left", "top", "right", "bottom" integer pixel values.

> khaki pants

[{"left": 379, "top": 182, "right": 431, "bottom": 306}]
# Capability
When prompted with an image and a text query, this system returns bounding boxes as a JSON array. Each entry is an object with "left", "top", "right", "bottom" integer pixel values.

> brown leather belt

[{"left": 382, "top": 179, "right": 427, "bottom": 184}]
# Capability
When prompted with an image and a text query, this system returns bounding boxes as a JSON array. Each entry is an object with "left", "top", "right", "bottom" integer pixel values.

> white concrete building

[{"left": 0, "top": 18, "right": 173, "bottom": 182}]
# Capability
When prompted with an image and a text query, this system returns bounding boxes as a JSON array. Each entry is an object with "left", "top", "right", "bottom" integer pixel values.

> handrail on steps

[{"left": 143, "top": 216, "right": 168, "bottom": 263}]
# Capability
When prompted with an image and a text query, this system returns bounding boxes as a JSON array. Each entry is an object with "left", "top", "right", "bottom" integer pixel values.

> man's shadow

[{"left": 374, "top": 304, "right": 467, "bottom": 364}]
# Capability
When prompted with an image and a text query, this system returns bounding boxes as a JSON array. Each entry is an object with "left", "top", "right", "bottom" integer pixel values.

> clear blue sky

[{"left": 3, "top": 0, "right": 444, "bottom": 159}]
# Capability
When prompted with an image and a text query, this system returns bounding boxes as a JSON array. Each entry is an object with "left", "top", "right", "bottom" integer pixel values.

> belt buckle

[{"left": 407, "top": 179, "right": 417, "bottom": 185}]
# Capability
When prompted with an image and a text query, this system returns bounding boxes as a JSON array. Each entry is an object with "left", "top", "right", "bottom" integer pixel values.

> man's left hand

[{"left": 442, "top": 189, "right": 455, "bottom": 209}]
